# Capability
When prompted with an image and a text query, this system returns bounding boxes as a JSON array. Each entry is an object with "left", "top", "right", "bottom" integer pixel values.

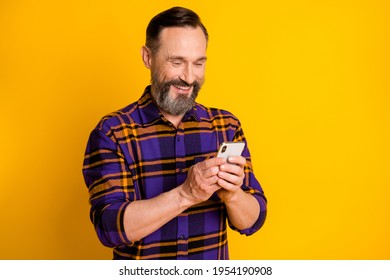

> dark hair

[{"left": 146, "top": 6, "right": 209, "bottom": 53}]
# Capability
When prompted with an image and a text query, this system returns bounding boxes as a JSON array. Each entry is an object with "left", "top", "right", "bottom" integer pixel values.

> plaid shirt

[{"left": 82, "top": 86, "right": 267, "bottom": 259}]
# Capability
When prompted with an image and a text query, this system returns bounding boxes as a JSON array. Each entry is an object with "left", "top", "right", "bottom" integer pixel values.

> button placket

[
  {"left": 177, "top": 213, "right": 189, "bottom": 259},
  {"left": 174, "top": 126, "right": 189, "bottom": 259}
]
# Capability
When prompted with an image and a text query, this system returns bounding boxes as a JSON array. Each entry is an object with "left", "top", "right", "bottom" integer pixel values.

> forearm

[
  {"left": 123, "top": 184, "right": 194, "bottom": 242},
  {"left": 224, "top": 189, "right": 260, "bottom": 230}
]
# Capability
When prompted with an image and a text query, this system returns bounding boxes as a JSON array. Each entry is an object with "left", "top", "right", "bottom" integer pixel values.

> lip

[{"left": 171, "top": 84, "right": 193, "bottom": 95}]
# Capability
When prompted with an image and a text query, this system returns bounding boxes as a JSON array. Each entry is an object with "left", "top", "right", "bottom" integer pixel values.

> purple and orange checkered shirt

[{"left": 82, "top": 86, "right": 267, "bottom": 259}]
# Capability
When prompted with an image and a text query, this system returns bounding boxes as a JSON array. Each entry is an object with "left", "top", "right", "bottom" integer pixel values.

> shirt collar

[{"left": 138, "top": 86, "right": 200, "bottom": 126}]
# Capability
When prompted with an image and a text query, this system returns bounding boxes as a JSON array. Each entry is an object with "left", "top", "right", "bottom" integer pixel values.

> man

[{"left": 82, "top": 6, "right": 267, "bottom": 260}]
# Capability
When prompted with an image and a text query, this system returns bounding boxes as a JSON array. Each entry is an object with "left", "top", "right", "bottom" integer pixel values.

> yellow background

[{"left": 1, "top": 0, "right": 389, "bottom": 259}]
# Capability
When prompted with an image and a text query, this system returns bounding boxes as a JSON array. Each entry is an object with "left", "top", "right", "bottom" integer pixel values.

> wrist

[
  {"left": 176, "top": 184, "right": 197, "bottom": 210},
  {"left": 219, "top": 187, "right": 244, "bottom": 203}
]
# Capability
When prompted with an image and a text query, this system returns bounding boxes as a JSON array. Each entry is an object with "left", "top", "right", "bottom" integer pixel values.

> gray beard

[{"left": 150, "top": 74, "right": 202, "bottom": 116}]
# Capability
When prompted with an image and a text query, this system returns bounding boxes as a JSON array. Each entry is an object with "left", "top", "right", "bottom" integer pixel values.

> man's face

[{"left": 148, "top": 26, "right": 207, "bottom": 116}]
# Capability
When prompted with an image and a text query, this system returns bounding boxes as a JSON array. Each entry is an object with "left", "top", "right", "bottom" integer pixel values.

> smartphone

[{"left": 217, "top": 141, "right": 245, "bottom": 159}]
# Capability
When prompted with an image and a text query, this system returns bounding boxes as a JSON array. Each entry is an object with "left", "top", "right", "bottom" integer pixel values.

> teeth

[{"left": 174, "top": 85, "right": 190, "bottom": 90}]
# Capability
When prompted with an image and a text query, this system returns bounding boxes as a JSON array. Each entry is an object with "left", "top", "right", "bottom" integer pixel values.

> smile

[
  {"left": 172, "top": 84, "right": 193, "bottom": 94},
  {"left": 173, "top": 84, "right": 191, "bottom": 90}
]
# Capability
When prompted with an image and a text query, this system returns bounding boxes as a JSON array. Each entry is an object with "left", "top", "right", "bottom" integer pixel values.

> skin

[{"left": 123, "top": 26, "right": 260, "bottom": 242}]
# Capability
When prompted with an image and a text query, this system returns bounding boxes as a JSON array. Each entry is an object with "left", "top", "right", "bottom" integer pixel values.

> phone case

[{"left": 217, "top": 141, "right": 245, "bottom": 159}]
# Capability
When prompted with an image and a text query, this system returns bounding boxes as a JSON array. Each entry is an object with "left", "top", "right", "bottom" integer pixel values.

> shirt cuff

[{"left": 231, "top": 193, "right": 267, "bottom": 236}]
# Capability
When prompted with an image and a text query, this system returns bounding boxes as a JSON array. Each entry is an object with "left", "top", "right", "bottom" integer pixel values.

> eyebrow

[{"left": 168, "top": 56, "right": 207, "bottom": 62}]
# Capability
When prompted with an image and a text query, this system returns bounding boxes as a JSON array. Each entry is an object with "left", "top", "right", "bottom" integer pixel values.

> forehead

[{"left": 157, "top": 26, "right": 207, "bottom": 57}]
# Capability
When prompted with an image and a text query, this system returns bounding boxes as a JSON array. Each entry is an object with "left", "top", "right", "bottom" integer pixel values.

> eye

[
  {"left": 171, "top": 60, "right": 183, "bottom": 67},
  {"left": 194, "top": 59, "right": 206, "bottom": 67}
]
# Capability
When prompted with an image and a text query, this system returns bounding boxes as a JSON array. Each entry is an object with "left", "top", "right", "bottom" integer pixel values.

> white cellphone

[{"left": 217, "top": 141, "right": 245, "bottom": 159}]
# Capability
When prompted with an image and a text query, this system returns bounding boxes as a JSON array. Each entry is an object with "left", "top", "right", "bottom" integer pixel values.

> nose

[{"left": 180, "top": 64, "right": 195, "bottom": 85}]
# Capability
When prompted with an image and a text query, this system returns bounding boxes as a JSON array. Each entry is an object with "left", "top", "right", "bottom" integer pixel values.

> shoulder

[
  {"left": 95, "top": 100, "right": 140, "bottom": 133},
  {"left": 194, "top": 103, "right": 241, "bottom": 126}
]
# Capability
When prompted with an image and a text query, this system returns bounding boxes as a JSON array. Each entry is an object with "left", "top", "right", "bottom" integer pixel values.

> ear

[{"left": 141, "top": 46, "right": 152, "bottom": 69}]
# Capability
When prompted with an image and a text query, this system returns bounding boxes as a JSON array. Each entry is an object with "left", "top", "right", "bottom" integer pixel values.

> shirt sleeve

[
  {"left": 231, "top": 169, "right": 268, "bottom": 236},
  {"left": 227, "top": 125, "right": 268, "bottom": 236},
  {"left": 82, "top": 122, "right": 134, "bottom": 247}
]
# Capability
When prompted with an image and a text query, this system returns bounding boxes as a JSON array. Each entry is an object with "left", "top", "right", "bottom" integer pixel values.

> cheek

[
  {"left": 194, "top": 67, "right": 206, "bottom": 80},
  {"left": 155, "top": 67, "right": 181, "bottom": 82}
]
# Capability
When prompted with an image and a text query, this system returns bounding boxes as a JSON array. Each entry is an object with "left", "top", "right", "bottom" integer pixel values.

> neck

[{"left": 161, "top": 111, "right": 184, "bottom": 128}]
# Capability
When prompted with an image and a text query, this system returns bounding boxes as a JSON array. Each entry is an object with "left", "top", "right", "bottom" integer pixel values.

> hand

[
  {"left": 181, "top": 157, "right": 226, "bottom": 205},
  {"left": 217, "top": 156, "right": 246, "bottom": 202}
]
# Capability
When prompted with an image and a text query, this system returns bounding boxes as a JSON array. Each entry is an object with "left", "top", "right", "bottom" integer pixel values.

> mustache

[{"left": 163, "top": 79, "right": 202, "bottom": 90}]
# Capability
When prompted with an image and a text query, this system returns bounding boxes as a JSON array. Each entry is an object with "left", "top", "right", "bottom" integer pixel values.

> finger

[
  {"left": 198, "top": 157, "right": 226, "bottom": 171},
  {"left": 202, "top": 166, "right": 220, "bottom": 178},
  {"left": 204, "top": 174, "right": 220, "bottom": 186},
  {"left": 196, "top": 180, "right": 221, "bottom": 197},
  {"left": 218, "top": 171, "right": 243, "bottom": 187},
  {"left": 227, "top": 155, "right": 246, "bottom": 166},
  {"left": 217, "top": 177, "right": 238, "bottom": 192},
  {"left": 205, "top": 183, "right": 222, "bottom": 193},
  {"left": 219, "top": 162, "right": 244, "bottom": 177}
]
